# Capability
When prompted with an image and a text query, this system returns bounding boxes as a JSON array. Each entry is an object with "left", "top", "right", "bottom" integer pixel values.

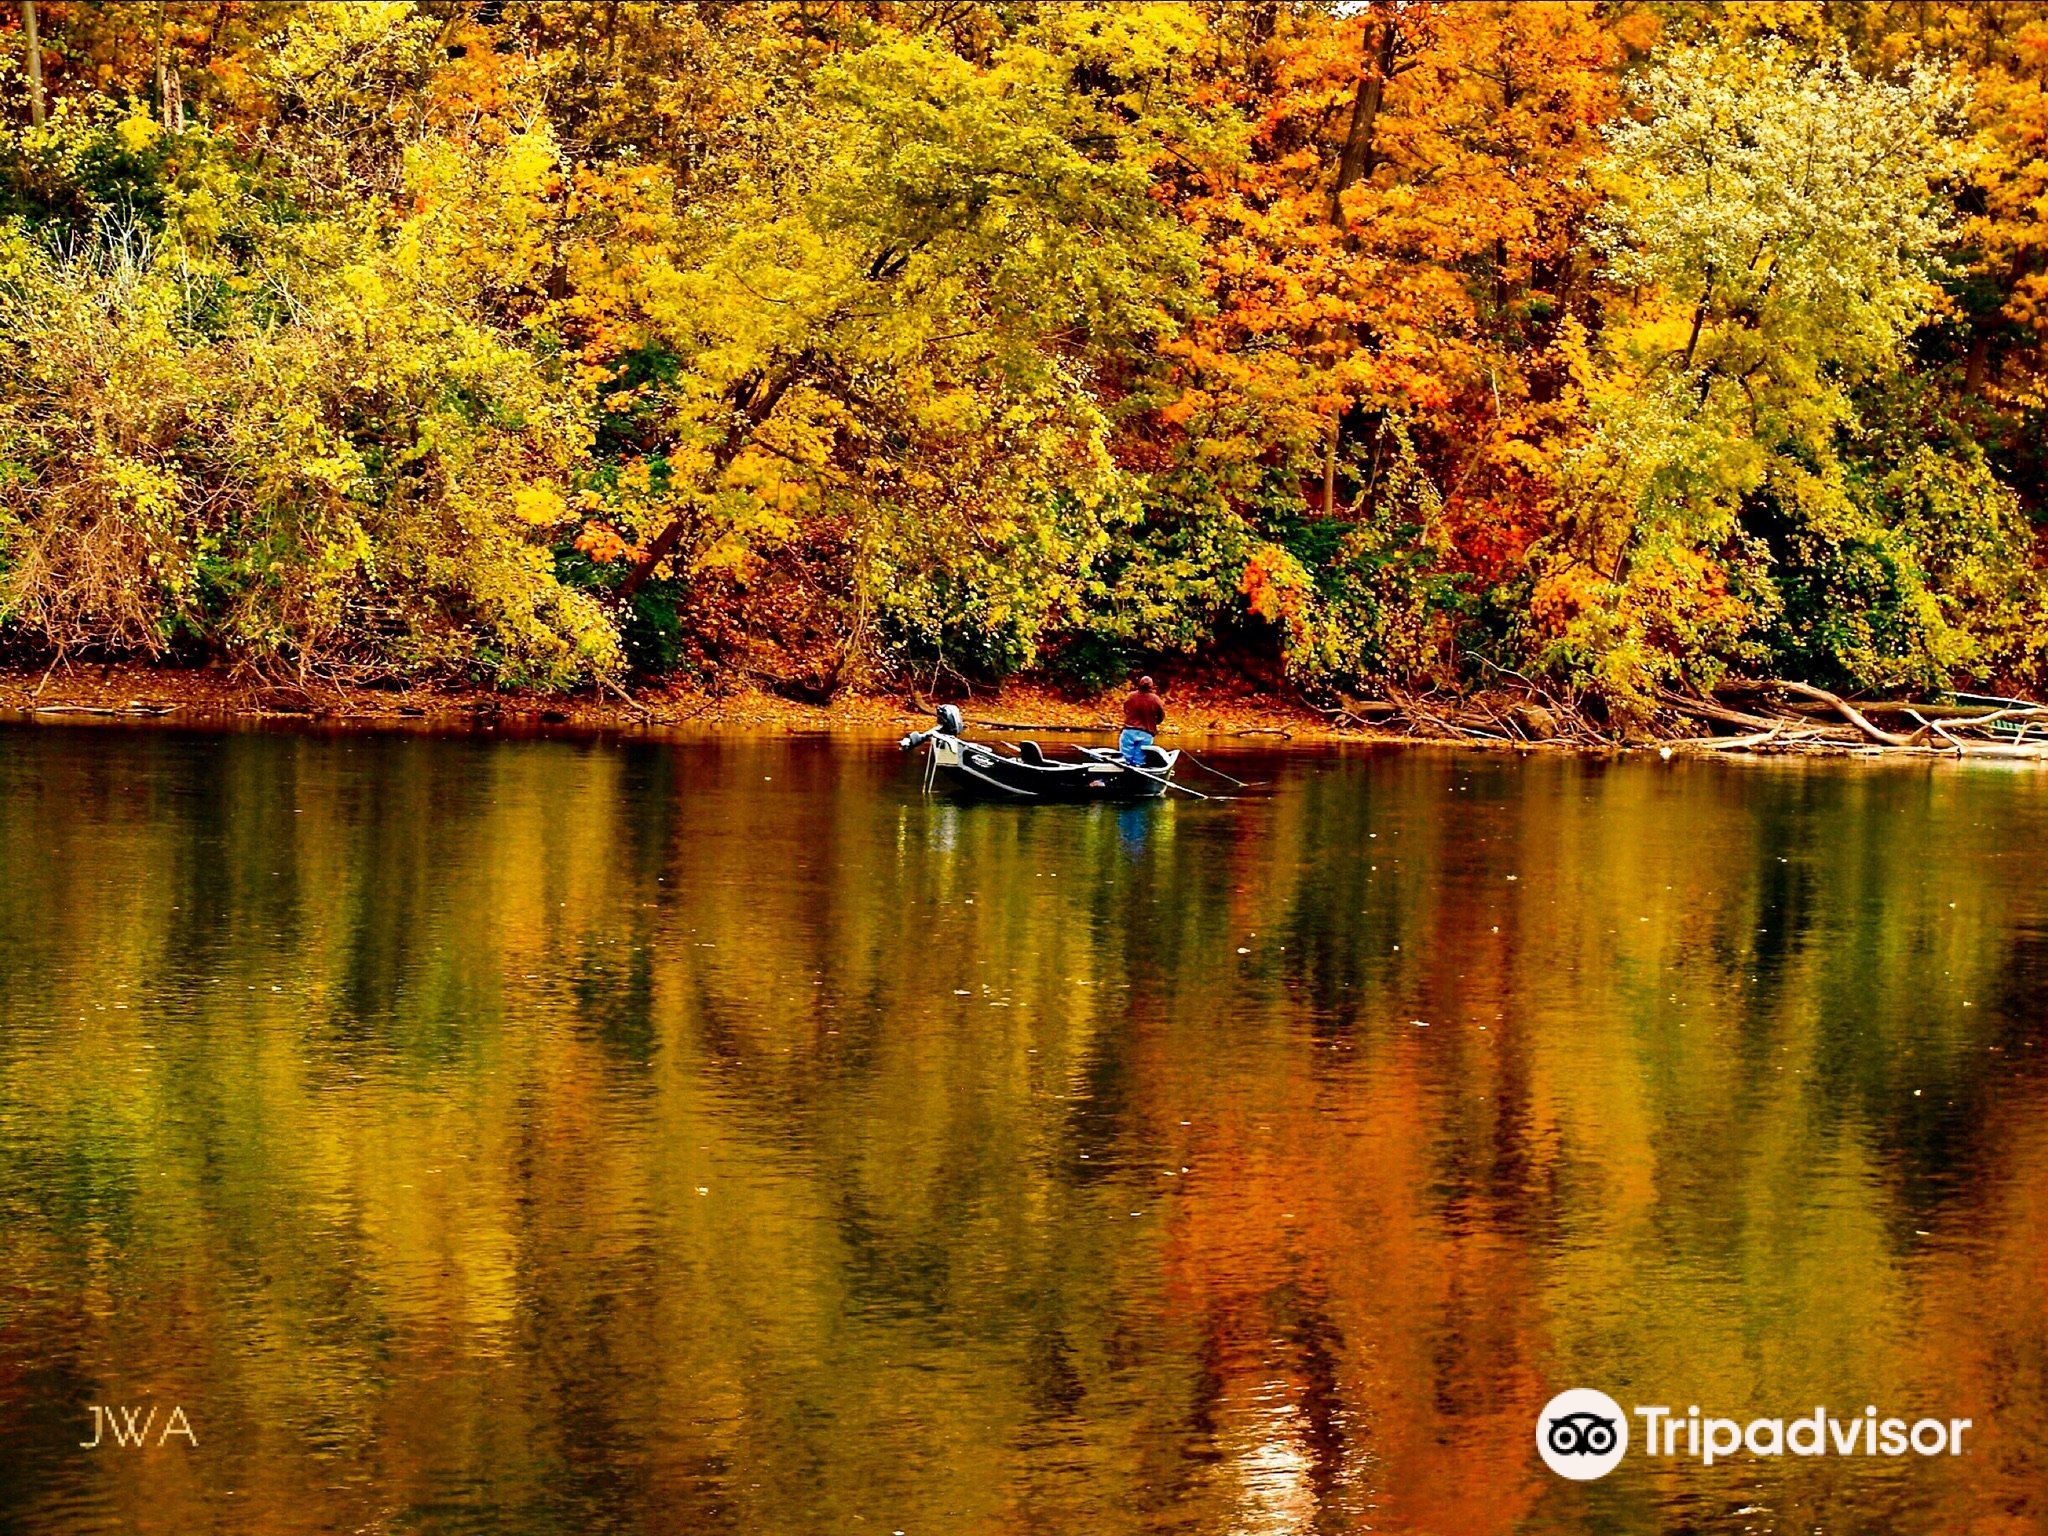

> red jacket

[{"left": 1122, "top": 688, "right": 1164, "bottom": 733}]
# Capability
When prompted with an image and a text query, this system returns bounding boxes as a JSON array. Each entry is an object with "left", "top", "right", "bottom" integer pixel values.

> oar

[{"left": 1118, "top": 760, "right": 1223, "bottom": 800}]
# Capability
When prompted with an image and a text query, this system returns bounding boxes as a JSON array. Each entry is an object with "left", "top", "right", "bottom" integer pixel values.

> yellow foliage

[{"left": 0, "top": 0, "right": 2039, "bottom": 702}]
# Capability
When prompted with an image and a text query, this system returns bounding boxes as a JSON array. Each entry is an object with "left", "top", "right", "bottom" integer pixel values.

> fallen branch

[
  {"left": 1666, "top": 722, "right": 1785, "bottom": 753},
  {"left": 1410, "top": 705, "right": 1510, "bottom": 741},
  {"left": 1318, "top": 704, "right": 1387, "bottom": 732},
  {"left": 599, "top": 675, "right": 654, "bottom": 722},
  {"left": 1656, "top": 687, "right": 1791, "bottom": 733},
  {"left": 1937, "top": 705, "right": 2047, "bottom": 733},
  {"left": 972, "top": 719, "right": 1114, "bottom": 734},
  {"left": 1778, "top": 699, "right": 2046, "bottom": 724},
  {"left": 1336, "top": 696, "right": 1399, "bottom": 719},
  {"left": 1758, "top": 681, "right": 1917, "bottom": 748},
  {"left": 31, "top": 651, "right": 68, "bottom": 700}
]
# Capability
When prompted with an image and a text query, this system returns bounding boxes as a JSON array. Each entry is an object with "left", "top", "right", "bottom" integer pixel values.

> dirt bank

[
  {"left": 9, "top": 662, "right": 2038, "bottom": 763},
  {"left": 0, "top": 661, "right": 1372, "bottom": 743}
]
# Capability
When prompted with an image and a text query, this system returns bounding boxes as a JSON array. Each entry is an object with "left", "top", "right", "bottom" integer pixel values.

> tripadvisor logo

[
  {"left": 1536, "top": 1388, "right": 1975, "bottom": 1482},
  {"left": 1538, "top": 1388, "right": 1628, "bottom": 1480}
]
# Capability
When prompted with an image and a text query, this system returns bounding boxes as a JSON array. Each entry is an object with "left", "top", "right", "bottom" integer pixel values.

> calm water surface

[{"left": 0, "top": 725, "right": 2043, "bottom": 1535}]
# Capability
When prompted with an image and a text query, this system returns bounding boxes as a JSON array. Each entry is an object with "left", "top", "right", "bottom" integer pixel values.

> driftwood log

[
  {"left": 1661, "top": 680, "right": 2048, "bottom": 760},
  {"left": 1762, "top": 681, "right": 1919, "bottom": 748},
  {"left": 971, "top": 719, "right": 1115, "bottom": 734},
  {"left": 1655, "top": 688, "right": 1790, "bottom": 733}
]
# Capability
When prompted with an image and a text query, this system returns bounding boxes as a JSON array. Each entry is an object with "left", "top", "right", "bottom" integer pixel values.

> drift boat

[{"left": 900, "top": 706, "right": 1179, "bottom": 802}]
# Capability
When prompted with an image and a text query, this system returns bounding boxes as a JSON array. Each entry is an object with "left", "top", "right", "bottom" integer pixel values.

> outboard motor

[{"left": 900, "top": 703, "right": 966, "bottom": 752}]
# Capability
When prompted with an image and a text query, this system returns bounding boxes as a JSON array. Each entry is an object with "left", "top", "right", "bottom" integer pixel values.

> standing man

[{"left": 1120, "top": 676, "right": 1165, "bottom": 766}]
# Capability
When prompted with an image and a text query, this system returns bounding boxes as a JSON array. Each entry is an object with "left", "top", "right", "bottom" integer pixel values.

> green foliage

[
  {"left": 1530, "top": 38, "right": 2025, "bottom": 719},
  {"left": 0, "top": 126, "right": 617, "bottom": 685},
  {"left": 1763, "top": 443, "right": 2047, "bottom": 692},
  {"left": 1240, "top": 423, "right": 1464, "bottom": 690},
  {"left": 0, "top": 3, "right": 2040, "bottom": 704}
]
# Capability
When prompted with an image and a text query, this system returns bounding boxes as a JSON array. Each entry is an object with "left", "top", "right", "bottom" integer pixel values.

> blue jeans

[{"left": 1119, "top": 728, "right": 1154, "bottom": 767}]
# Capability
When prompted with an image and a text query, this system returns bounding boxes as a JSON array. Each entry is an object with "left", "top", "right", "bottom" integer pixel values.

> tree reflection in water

[{"left": 0, "top": 726, "right": 2041, "bottom": 1535}]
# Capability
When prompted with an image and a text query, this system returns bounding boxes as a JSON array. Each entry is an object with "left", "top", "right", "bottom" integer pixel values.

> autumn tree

[
  {"left": 1525, "top": 38, "right": 2042, "bottom": 711},
  {"left": 0, "top": 2, "right": 2040, "bottom": 707},
  {"left": 1118, "top": 2, "right": 1637, "bottom": 689},
  {"left": 554, "top": 7, "right": 1216, "bottom": 685}
]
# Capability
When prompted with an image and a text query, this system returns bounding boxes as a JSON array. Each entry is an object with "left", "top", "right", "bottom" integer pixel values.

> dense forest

[{"left": 0, "top": 1, "right": 2043, "bottom": 722}]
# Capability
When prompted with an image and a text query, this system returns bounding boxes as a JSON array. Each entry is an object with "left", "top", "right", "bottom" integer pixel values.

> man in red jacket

[{"left": 1120, "top": 676, "right": 1165, "bottom": 766}]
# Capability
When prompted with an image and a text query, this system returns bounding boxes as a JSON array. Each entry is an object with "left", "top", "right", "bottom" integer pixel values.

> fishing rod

[{"left": 1174, "top": 750, "right": 1268, "bottom": 790}]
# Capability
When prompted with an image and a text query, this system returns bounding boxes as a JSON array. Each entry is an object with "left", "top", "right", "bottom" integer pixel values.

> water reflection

[{"left": 0, "top": 726, "right": 2042, "bottom": 1534}]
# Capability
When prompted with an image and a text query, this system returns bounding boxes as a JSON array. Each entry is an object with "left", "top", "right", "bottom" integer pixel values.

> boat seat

[{"left": 1018, "top": 741, "right": 1047, "bottom": 765}]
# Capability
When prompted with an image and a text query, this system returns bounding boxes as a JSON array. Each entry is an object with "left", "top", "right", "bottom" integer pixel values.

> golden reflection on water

[{"left": 0, "top": 726, "right": 2043, "bottom": 1534}]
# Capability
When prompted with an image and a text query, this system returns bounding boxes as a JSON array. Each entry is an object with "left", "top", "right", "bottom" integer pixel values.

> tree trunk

[
  {"left": 1964, "top": 328, "right": 1991, "bottom": 393},
  {"left": 614, "top": 508, "right": 693, "bottom": 605},
  {"left": 1322, "top": 417, "right": 1343, "bottom": 517},
  {"left": 1762, "top": 681, "right": 1918, "bottom": 748},
  {"left": 1681, "top": 271, "right": 1714, "bottom": 369},
  {"left": 154, "top": 4, "right": 167, "bottom": 124},
  {"left": 1314, "top": 13, "right": 1402, "bottom": 516},
  {"left": 1327, "top": 15, "right": 1399, "bottom": 227},
  {"left": 616, "top": 359, "right": 810, "bottom": 602},
  {"left": 20, "top": 1, "right": 42, "bottom": 128},
  {"left": 1243, "top": 0, "right": 1278, "bottom": 93}
]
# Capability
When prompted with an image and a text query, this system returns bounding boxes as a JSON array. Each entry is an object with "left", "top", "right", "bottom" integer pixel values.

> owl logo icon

[{"left": 1537, "top": 1389, "right": 1629, "bottom": 1480}]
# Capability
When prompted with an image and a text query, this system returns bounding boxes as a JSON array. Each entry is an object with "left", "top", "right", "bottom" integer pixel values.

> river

[{"left": 0, "top": 724, "right": 2042, "bottom": 1534}]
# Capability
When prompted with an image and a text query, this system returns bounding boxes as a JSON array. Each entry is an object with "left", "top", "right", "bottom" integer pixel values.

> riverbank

[
  {"left": 7, "top": 662, "right": 2042, "bottom": 763},
  {"left": 0, "top": 661, "right": 1362, "bottom": 742}
]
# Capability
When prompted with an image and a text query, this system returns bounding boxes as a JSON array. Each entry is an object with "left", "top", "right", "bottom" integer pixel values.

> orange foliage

[{"left": 1153, "top": 2, "right": 1644, "bottom": 585}]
